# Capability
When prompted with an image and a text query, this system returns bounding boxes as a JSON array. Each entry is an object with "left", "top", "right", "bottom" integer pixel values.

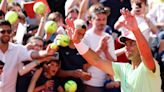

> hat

[
  {"left": 118, "top": 31, "right": 136, "bottom": 44},
  {"left": 118, "top": 29, "right": 150, "bottom": 44},
  {"left": 73, "top": 19, "right": 87, "bottom": 29}
]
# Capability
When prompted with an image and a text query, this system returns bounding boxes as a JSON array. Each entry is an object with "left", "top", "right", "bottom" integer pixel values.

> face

[
  {"left": 131, "top": 1, "right": 146, "bottom": 15},
  {"left": 0, "top": 25, "right": 12, "bottom": 44},
  {"left": 47, "top": 61, "right": 60, "bottom": 76},
  {"left": 11, "top": 6, "right": 22, "bottom": 13},
  {"left": 92, "top": 13, "right": 107, "bottom": 31},
  {"left": 67, "top": 12, "right": 78, "bottom": 21},
  {"left": 76, "top": 28, "right": 86, "bottom": 40},
  {"left": 30, "top": 39, "right": 43, "bottom": 51},
  {"left": 124, "top": 39, "right": 140, "bottom": 60}
]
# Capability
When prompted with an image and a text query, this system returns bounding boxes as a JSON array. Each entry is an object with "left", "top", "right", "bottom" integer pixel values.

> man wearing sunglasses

[{"left": 0, "top": 20, "right": 57, "bottom": 92}]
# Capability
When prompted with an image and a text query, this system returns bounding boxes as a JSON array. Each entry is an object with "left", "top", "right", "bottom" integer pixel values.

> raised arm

[
  {"left": 0, "top": 0, "right": 7, "bottom": 13},
  {"left": 67, "top": 26, "right": 114, "bottom": 75},
  {"left": 120, "top": 8, "right": 156, "bottom": 72},
  {"left": 77, "top": 0, "right": 89, "bottom": 19}
]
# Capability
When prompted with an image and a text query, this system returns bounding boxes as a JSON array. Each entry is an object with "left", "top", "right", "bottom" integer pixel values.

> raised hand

[
  {"left": 120, "top": 8, "right": 139, "bottom": 32},
  {"left": 96, "top": 36, "right": 110, "bottom": 54},
  {"left": 65, "top": 18, "right": 86, "bottom": 44}
]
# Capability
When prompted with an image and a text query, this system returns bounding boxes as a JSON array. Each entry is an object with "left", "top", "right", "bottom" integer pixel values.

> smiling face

[
  {"left": 0, "top": 25, "right": 12, "bottom": 44},
  {"left": 131, "top": 0, "right": 147, "bottom": 16}
]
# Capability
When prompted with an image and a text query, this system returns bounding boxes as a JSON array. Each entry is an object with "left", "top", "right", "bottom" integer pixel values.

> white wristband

[{"left": 74, "top": 41, "right": 89, "bottom": 55}]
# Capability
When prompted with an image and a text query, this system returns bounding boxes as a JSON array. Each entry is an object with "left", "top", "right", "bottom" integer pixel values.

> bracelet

[
  {"left": 34, "top": 60, "right": 40, "bottom": 65},
  {"left": 74, "top": 41, "right": 89, "bottom": 55}
]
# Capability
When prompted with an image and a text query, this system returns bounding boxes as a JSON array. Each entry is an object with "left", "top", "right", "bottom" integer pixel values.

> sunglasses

[
  {"left": 0, "top": 30, "right": 12, "bottom": 34},
  {"left": 93, "top": 7, "right": 110, "bottom": 15}
]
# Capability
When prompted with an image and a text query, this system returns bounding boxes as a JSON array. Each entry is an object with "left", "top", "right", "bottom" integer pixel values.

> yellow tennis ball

[
  {"left": 50, "top": 43, "right": 58, "bottom": 49},
  {"left": 5, "top": 11, "right": 18, "bottom": 24},
  {"left": 56, "top": 34, "right": 70, "bottom": 47},
  {"left": 44, "top": 21, "right": 58, "bottom": 34},
  {"left": 64, "top": 80, "right": 77, "bottom": 92},
  {"left": 33, "top": 2, "right": 46, "bottom": 15}
]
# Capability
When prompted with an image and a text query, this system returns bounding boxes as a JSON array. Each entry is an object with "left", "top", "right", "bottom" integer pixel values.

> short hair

[
  {"left": 88, "top": 3, "right": 110, "bottom": 19},
  {"left": 27, "top": 36, "right": 44, "bottom": 44},
  {"left": 7, "top": 2, "right": 21, "bottom": 11},
  {"left": 131, "top": 0, "right": 147, "bottom": 5},
  {"left": 0, "top": 20, "right": 11, "bottom": 28},
  {"left": 66, "top": 8, "right": 79, "bottom": 17},
  {"left": 48, "top": 12, "right": 63, "bottom": 22}
]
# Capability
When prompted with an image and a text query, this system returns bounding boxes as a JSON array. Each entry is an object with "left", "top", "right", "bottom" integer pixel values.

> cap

[
  {"left": 118, "top": 31, "right": 136, "bottom": 44},
  {"left": 73, "top": 19, "right": 87, "bottom": 29},
  {"left": 118, "top": 29, "right": 150, "bottom": 44}
]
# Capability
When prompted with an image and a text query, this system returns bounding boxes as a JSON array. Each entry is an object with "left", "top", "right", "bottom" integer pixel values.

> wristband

[{"left": 74, "top": 41, "right": 89, "bottom": 55}]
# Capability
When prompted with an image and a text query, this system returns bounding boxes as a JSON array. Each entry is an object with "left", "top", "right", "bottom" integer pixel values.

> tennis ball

[
  {"left": 64, "top": 80, "right": 77, "bottom": 92},
  {"left": 50, "top": 43, "right": 58, "bottom": 49},
  {"left": 44, "top": 21, "right": 58, "bottom": 34},
  {"left": 5, "top": 11, "right": 18, "bottom": 24},
  {"left": 33, "top": 2, "right": 46, "bottom": 15},
  {"left": 56, "top": 34, "right": 70, "bottom": 47}
]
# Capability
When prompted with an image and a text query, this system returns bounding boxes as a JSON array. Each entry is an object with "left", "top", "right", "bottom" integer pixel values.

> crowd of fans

[{"left": 0, "top": 0, "right": 163, "bottom": 92}]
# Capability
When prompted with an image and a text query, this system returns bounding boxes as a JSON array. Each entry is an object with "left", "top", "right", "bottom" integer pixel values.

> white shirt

[
  {"left": 0, "top": 42, "right": 32, "bottom": 92},
  {"left": 147, "top": 3, "right": 164, "bottom": 25},
  {"left": 82, "top": 28, "right": 116, "bottom": 87},
  {"left": 118, "top": 15, "right": 150, "bottom": 41}
]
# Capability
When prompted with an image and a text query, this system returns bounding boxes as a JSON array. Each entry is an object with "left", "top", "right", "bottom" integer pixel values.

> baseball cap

[
  {"left": 73, "top": 19, "right": 87, "bottom": 29},
  {"left": 118, "top": 30, "right": 149, "bottom": 44},
  {"left": 118, "top": 31, "right": 136, "bottom": 44}
]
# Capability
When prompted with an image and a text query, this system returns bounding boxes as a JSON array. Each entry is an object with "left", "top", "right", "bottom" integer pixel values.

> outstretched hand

[
  {"left": 65, "top": 18, "right": 85, "bottom": 44},
  {"left": 120, "top": 8, "right": 139, "bottom": 32}
]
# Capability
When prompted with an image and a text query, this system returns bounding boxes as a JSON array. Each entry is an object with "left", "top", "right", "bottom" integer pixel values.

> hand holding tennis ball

[
  {"left": 50, "top": 43, "right": 58, "bottom": 49},
  {"left": 64, "top": 80, "right": 77, "bottom": 92},
  {"left": 44, "top": 21, "right": 58, "bottom": 34},
  {"left": 5, "top": 11, "right": 18, "bottom": 24},
  {"left": 55, "top": 34, "right": 70, "bottom": 47},
  {"left": 33, "top": 2, "right": 46, "bottom": 15}
]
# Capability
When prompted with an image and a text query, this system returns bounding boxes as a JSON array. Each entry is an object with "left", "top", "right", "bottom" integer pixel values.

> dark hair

[
  {"left": 7, "top": 2, "right": 21, "bottom": 11},
  {"left": 0, "top": 10, "right": 5, "bottom": 17},
  {"left": 66, "top": 8, "right": 79, "bottom": 17},
  {"left": 131, "top": 0, "right": 147, "bottom": 5},
  {"left": 88, "top": 3, "right": 110, "bottom": 19},
  {"left": 0, "top": 20, "right": 11, "bottom": 28},
  {"left": 0, "top": 60, "right": 4, "bottom": 65}
]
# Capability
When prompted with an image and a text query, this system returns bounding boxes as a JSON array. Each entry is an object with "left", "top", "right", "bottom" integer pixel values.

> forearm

[
  {"left": 19, "top": 60, "right": 42, "bottom": 76},
  {"left": 82, "top": 49, "right": 114, "bottom": 75},
  {"left": 35, "top": 17, "right": 45, "bottom": 37},
  {"left": 28, "top": 68, "right": 42, "bottom": 92},
  {"left": 104, "top": 50, "right": 115, "bottom": 61},
  {"left": 146, "top": 19, "right": 158, "bottom": 34},
  {"left": 30, "top": 50, "right": 48, "bottom": 59},
  {"left": 57, "top": 69, "right": 75, "bottom": 77},
  {"left": 78, "top": 0, "right": 89, "bottom": 19},
  {"left": 34, "top": 85, "right": 46, "bottom": 92},
  {"left": 0, "top": 0, "right": 7, "bottom": 13},
  {"left": 115, "top": 47, "right": 125, "bottom": 57},
  {"left": 133, "top": 28, "right": 155, "bottom": 71}
]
